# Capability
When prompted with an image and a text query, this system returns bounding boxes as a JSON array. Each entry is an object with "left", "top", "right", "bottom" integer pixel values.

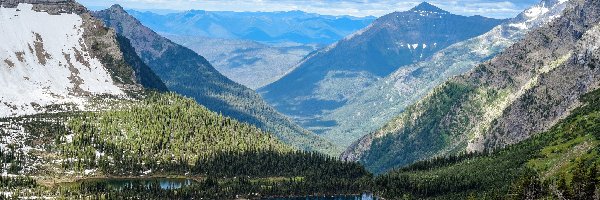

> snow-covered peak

[
  {"left": 508, "top": 0, "right": 569, "bottom": 30},
  {"left": 0, "top": 3, "right": 127, "bottom": 117}
]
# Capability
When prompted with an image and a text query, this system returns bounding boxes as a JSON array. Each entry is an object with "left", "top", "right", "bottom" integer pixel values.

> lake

[
  {"left": 69, "top": 178, "right": 378, "bottom": 199},
  {"left": 268, "top": 193, "right": 379, "bottom": 200},
  {"left": 73, "top": 178, "right": 195, "bottom": 190}
]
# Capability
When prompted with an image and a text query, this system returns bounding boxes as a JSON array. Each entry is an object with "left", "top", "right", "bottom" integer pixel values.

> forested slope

[
  {"left": 372, "top": 87, "right": 600, "bottom": 199},
  {"left": 0, "top": 94, "right": 370, "bottom": 199}
]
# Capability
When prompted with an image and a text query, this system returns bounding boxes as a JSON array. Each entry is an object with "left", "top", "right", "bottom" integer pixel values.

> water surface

[{"left": 269, "top": 193, "right": 378, "bottom": 200}]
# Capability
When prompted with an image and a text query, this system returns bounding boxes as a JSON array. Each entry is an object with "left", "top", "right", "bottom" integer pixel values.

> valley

[
  {"left": 258, "top": 2, "right": 505, "bottom": 149},
  {"left": 127, "top": 9, "right": 374, "bottom": 90},
  {"left": 0, "top": 0, "right": 599, "bottom": 199},
  {"left": 164, "top": 35, "right": 319, "bottom": 89}
]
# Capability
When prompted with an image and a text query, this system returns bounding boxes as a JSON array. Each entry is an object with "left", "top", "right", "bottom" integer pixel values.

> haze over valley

[{"left": 1, "top": 0, "right": 599, "bottom": 199}]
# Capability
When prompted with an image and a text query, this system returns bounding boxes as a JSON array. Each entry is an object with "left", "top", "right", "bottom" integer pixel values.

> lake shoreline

[{"left": 36, "top": 176, "right": 381, "bottom": 199}]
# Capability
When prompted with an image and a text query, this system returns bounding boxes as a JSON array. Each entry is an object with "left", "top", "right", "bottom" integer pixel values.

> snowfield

[{"left": 0, "top": 4, "right": 124, "bottom": 118}]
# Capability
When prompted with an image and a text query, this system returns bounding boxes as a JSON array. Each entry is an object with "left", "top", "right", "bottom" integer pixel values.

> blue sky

[{"left": 79, "top": 0, "right": 540, "bottom": 19}]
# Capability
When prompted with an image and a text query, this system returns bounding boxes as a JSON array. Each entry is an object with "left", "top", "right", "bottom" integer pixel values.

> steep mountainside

[
  {"left": 116, "top": 35, "right": 168, "bottom": 92},
  {"left": 166, "top": 35, "right": 319, "bottom": 89},
  {"left": 93, "top": 5, "right": 339, "bottom": 155},
  {"left": 325, "top": 0, "right": 569, "bottom": 147},
  {"left": 127, "top": 9, "right": 375, "bottom": 45},
  {"left": 374, "top": 87, "right": 600, "bottom": 199},
  {"left": 258, "top": 3, "right": 504, "bottom": 139},
  {"left": 343, "top": 0, "right": 600, "bottom": 174},
  {"left": 0, "top": 0, "right": 164, "bottom": 117}
]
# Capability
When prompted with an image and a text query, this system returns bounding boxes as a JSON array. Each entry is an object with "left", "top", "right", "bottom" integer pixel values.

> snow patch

[
  {"left": 507, "top": 0, "right": 568, "bottom": 31},
  {"left": 524, "top": 5, "right": 549, "bottom": 20},
  {"left": 0, "top": 4, "right": 125, "bottom": 118},
  {"left": 509, "top": 23, "right": 528, "bottom": 30},
  {"left": 95, "top": 150, "right": 105, "bottom": 158},
  {"left": 84, "top": 169, "right": 96, "bottom": 175}
]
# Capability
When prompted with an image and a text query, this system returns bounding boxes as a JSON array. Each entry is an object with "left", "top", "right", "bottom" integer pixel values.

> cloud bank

[{"left": 79, "top": 0, "right": 540, "bottom": 19}]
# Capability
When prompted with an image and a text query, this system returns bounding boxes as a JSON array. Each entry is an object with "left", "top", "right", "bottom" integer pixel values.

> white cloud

[{"left": 79, "top": 0, "right": 540, "bottom": 18}]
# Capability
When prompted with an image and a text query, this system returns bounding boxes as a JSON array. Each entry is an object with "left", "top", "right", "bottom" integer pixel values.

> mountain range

[
  {"left": 126, "top": 9, "right": 375, "bottom": 45},
  {"left": 164, "top": 35, "right": 320, "bottom": 89},
  {"left": 343, "top": 0, "right": 599, "bottom": 174},
  {"left": 126, "top": 9, "right": 372, "bottom": 90},
  {"left": 258, "top": 3, "right": 504, "bottom": 147},
  {"left": 325, "top": 0, "right": 569, "bottom": 148}
]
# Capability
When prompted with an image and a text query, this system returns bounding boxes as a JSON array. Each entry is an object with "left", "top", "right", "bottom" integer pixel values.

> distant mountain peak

[
  {"left": 109, "top": 4, "right": 126, "bottom": 12},
  {"left": 410, "top": 2, "right": 449, "bottom": 14},
  {"left": 110, "top": 4, "right": 123, "bottom": 9}
]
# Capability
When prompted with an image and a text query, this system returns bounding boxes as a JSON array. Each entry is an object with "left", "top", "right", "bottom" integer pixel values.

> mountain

[
  {"left": 0, "top": 0, "right": 166, "bottom": 117},
  {"left": 258, "top": 2, "right": 504, "bottom": 142},
  {"left": 116, "top": 35, "right": 169, "bottom": 92},
  {"left": 343, "top": 0, "right": 600, "bottom": 174},
  {"left": 92, "top": 5, "right": 339, "bottom": 155},
  {"left": 126, "top": 9, "right": 375, "bottom": 45},
  {"left": 325, "top": 0, "right": 569, "bottom": 148},
  {"left": 165, "top": 35, "right": 319, "bottom": 89},
  {"left": 373, "top": 87, "right": 600, "bottom": 199}
]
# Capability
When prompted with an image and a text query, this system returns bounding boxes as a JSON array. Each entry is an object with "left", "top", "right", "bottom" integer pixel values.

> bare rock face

[
  {"left": 481, "top": 2, "right": 600, "bottom": 150},
  {"left": 79, "top": 12, "right": 139, "bottom": 89},
  {"left": 0, "top": 0, "right": 86, "bottom": 14}
]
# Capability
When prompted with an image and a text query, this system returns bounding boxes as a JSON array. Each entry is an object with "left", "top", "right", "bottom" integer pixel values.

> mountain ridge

[
  {"left": 343, "top": 0, "right": 600, "bottom": 174},
  {"left": 126, "top": 8, "right": 375, "bottom": 45},
  {"left": 163, "top": 35, "right": 319, "bottom": 89}
]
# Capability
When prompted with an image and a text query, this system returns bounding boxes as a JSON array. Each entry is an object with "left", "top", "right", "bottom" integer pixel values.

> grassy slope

[{"left": 375, "top": 88, "right": 600, "bottom": 199}]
